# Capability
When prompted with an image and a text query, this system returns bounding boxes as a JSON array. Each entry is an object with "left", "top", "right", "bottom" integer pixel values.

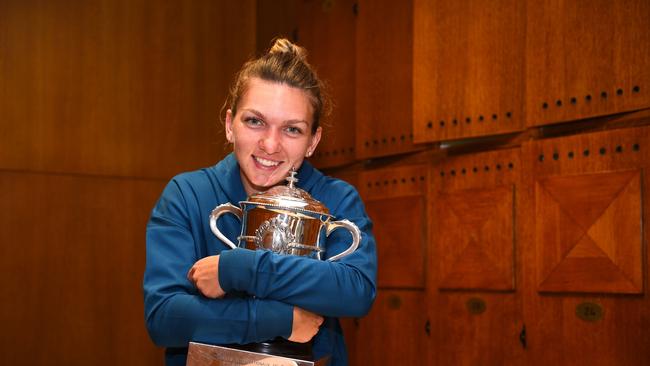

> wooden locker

[
  {"left": 428, "top": 148, "right": 523, "bottom": 365},
  {"left": 413, "top": 0, "right": 526, "bottom": 143},
  {"left": 348, "top": 290, "right": 426, "bottom": 366},
  {"left": 521, "top": 125, "right": 650, "bottom": 365},
  {"left": 526, "top": 0, "right": 650, "bottom": 127},
  {"left": 342, "top": 164, "right": 429, "bottom": 365},
  {"left": 298, "top": 0, "right": 357, "bottom": 169},
  {"left": 0, "top": 171, "right": 166, "bottom": 365},
  {"left": 355, "top": 0, "right": 427, "bottom": 159},
  {"left": 359, "top": 164, "right": 428, "bottom": 288}
]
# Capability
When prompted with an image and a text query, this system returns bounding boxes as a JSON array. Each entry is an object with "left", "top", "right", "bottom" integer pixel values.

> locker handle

[{"left": 519, "top": 324, "right": 526, "bottom": 349}]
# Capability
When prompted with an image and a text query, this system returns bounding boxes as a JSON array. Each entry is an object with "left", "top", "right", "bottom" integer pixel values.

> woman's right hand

[{"left": 288, "top": 307, "right": 324, "bottom": 343}]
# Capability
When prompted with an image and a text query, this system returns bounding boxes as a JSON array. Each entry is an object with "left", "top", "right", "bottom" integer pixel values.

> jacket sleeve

[
  {"left": 218, "top": 183, "right": 377, "bottom": 318},
  {"left": 143, "top": 180, "right": 293, "bottom": 347}
]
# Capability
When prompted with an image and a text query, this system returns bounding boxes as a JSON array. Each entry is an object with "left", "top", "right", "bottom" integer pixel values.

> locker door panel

[
  {"left": 526, "top": 0, "right": 650, "bottom": 127},
  {"left": 356, "top": 0, "right": 426, "bottom": 159},
  {"left": 522, "top": 125, "right": 650, "bottom": 365},
  {"left": 413, "top": 0, "right": 526, "bottom": 143},
  {"left": 360, "top": 164, "right": 427, "bottom": 288},
  {"left": 349, "top": 290, "right": 426, "bottom": 366},
  {"left": 536, "top": 171, "right": 642, "bottom": 293},
  {"left": 298, "top": 0, "right": 357, "bottom": 168},
  {"left": 430, "top": 293, "right": 522, "bottom": 366},
  {"left": 428, "top": 148, "right": 523, "bottom": 365},
  {"left": 436, "top": 185, "right": 514, "bottom": 290}
]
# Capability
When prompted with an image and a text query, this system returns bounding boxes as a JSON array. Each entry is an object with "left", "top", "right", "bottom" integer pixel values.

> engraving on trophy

[{"left": 255, "top": 214, "right": 296, "bottom": 254}]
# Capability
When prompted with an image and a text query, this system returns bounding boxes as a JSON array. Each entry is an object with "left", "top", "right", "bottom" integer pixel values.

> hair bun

[{"left": 269, "top": 38, "right": 307, "bottom": 60}]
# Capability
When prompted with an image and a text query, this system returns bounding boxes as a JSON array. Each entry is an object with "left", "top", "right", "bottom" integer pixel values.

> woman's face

[{"left": 225, "top": 78, "right": 322, "bottom": 195}]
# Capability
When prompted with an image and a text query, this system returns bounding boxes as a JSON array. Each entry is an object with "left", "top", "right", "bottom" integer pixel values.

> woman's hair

[{"left": 223, "top": 38, "right": 330, "bottom": 134}]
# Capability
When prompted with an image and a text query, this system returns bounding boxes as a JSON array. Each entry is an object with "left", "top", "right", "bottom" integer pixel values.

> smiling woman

[
  {"left": 143, "top": 38, "right": 377, "bottom": 366},
  {"left": 225, "top": 78, "right": 322, "bottom": 195}
]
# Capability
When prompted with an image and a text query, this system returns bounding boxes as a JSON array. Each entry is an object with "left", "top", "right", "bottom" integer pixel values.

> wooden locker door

[
  {"left": 360, "top": 164, "right": 428, "bottom": 289},
  {"left": 413, "top": 0, "right": 526, "bottom": 143},
  {"left": 428, "top": 148, "right": 523, "bottom": 365},
  {"left": 349, "top": 290, "right": 426, "bottom": 366},
  {"left": 526, "top": 0, "right": 650, "bottom": 127},
  {"left": 0, "top": 171, "right": 165, "bottom": 365},
  {"left": 298, "top": 0, "right": 357, "bottom": 169},
  {"left": 344, "top": 164, "right": 428, "bottom": 365},
  {"left": 521, "top": 126, "right": 650, "bottom": 365},
  {"left": 355, "top": 0, "right": 428, "bottom": 159}
]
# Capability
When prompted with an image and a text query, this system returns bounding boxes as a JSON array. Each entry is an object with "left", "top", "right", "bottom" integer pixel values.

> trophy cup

[{"left": 187, "top": 170, "right": 360, "bottom": 366}]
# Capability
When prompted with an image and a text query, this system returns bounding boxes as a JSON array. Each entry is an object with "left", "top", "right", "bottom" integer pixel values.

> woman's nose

[{"left": 259, "top": 128, "right": 281, "bottom": 154}]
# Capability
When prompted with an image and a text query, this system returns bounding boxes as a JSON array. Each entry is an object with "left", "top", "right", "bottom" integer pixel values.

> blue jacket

[{"left": 144, "top": 153, "right": 377, "bottom": 365}]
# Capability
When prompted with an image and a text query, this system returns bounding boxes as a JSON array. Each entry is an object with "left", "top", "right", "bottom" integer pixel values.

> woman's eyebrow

[
  {"left": 241, "top": 108, "right": 266, "bottom": 119},
  {"left": 242, "top": 108, "right": 310, "bottom": 126},
  {"left": 284, "top": 119, "right": 309, "bottom": 126}
]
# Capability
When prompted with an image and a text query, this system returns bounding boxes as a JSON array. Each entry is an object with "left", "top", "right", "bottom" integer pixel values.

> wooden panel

[
  {"left": 431, "top": 149, "right": 520, "bottom": 290},
  {"left": 536, "top": 170, "right": 642, "bottom": 293},
  {"left": 0, "top": 0, "right": 255, "bottom": 178},
  {"left": 359, "top": 164, "right": 427, "bottom": 288},
  {"left": 427, "top": 293, "right": 523, "bottom": 365},
  {"left": 428, "top": 148, "right": 522, "bottom": 364},
  {"left": 526, "top": 0, "right": 650, "bottom": 127},
  {"left": 298, "top": 0, "right": 357, "bottom": 169},
  {"left": 348, "top": 290, "right": 426, "bottom": 366},
  {"left": 521, "top": 125, "right": 650, "bottom": 365},
  {"left": 436, "top": 186, "right": 514, "bottom": 290},
  {"left": 0, "top": 171, "right": 166, "bottom": 365},
  {"left": 413, "top": 0, "right": 526, "bottom": 143},
  {"left": 255, "top": 0, "right": 299, "bottom": 53},
  {"left": 356, "top": 0, "right": 426, "bottom": 159}
]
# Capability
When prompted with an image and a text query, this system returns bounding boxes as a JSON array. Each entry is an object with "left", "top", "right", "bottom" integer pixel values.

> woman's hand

[
  {"left": 187, "top": 255, "right": 225, "bottom": 298},
  {"left": 288, "top": 307, "right": 324, "bottom": 343}
]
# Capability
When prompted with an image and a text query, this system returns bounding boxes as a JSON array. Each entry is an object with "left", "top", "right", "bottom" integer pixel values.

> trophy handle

[
  {"left": 325, "top": 219, "right": 361, "bottom": 261},
  {"left": 209, "top": 203, "right": 242, "bottom": 249}
]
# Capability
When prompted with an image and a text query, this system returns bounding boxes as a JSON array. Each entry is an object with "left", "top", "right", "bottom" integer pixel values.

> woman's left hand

[{"left": 187, "top": 255, "right": 225, "bottom": 298}]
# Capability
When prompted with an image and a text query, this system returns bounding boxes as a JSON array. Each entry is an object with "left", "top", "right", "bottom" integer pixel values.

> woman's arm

[
  {"left": 144, "top": 212, "right": 295, "bottom": 347},
  {"left": 216, "top": 185, "right": 378, "bottom": 318}
]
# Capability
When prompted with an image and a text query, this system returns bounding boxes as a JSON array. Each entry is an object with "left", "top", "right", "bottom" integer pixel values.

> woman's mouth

[{"left": 253, "top": 155, "right": 281, "bottom": 168}]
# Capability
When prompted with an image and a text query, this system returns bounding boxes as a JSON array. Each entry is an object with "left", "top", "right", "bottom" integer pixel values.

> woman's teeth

[{"left": 254, "top": 156, "right": 280, "bottom": 167}]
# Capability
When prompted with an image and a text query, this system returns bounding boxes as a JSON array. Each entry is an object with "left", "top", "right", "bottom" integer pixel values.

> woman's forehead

[{"left": 238, "top": 78, "right": 314, "bottom": 122}]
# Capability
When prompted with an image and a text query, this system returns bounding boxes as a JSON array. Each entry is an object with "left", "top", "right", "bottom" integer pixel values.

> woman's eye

[
  {"left": 285, "top": 126, "right": 303, "bottom": 135},
  {"left": 244, "top": 117, "right": 263, "bottom": 127}
]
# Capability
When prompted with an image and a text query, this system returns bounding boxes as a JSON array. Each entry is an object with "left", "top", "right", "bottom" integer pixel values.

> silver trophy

[
  {"left": 210, "top": 170, "right": 360, "bottom": 261},
  {"left": 206, "top": 169, "right": 360, "bottom": 364}
]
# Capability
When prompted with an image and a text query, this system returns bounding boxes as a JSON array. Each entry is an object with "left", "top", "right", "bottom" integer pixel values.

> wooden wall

[{"left": 0, "top": 1, "right": 255, "bottom": 365}]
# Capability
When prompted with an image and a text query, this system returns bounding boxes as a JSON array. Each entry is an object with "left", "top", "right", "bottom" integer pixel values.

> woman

[{"left": 144, "top": 38, "right": 377, "bottom": 366}]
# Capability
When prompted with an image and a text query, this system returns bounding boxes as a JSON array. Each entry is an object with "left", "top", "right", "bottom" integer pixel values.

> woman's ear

[
  {"left": 306, "top": 126, "right": 322, "bottom": 157},
  {"left": 225, "top": 109, "right": 234, "bottom": 143}
]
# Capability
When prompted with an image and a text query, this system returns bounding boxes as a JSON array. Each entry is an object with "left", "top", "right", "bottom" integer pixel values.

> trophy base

[
  {"left": 187, "top": 341, "right": 330, "bottom": 366},
  {"left": 230, "top": 338, "right": 313, "bottom": 360}
]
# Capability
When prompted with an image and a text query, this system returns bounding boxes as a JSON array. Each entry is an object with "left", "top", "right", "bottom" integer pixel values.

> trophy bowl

[{"left": 209, "top": 170, "right": 360, "bottom": 262}]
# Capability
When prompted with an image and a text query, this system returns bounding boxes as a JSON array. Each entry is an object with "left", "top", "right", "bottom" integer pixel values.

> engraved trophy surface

[{"left": 206, "top": 169, "right": 360, "bottom": 365}]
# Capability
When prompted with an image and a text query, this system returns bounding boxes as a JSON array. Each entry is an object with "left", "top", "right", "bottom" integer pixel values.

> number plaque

[
  {"left": 466, "top": 297, "right": 486, "bottom": 315},
  {"left": 576, "top": 302, "right": 604, "bottom": 322}
]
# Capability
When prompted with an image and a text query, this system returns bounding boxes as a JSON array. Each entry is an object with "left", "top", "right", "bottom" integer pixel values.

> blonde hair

[{"left": 223, "top": 38, "right": 330, "bottom": 134}]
